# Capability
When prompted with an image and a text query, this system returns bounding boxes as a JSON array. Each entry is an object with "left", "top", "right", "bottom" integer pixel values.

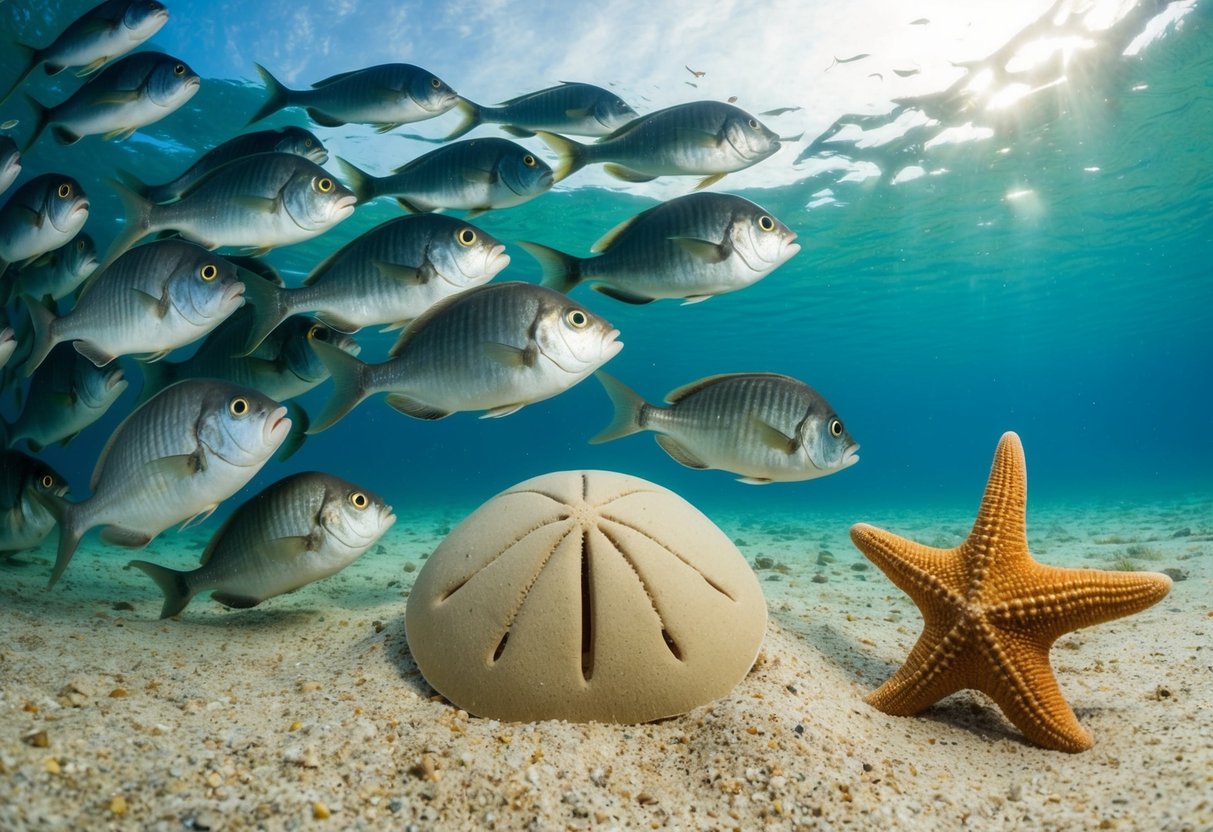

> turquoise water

[{"left": 2, "top": 0, "right": 1210, "bottom": 527}]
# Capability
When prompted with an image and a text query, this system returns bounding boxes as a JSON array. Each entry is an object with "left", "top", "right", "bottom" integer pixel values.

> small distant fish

[
  {"left": 0, "top": 136, "right": 20, "bottom": 196},
  {"left": 759, "top": 106, "right": 802, "bottom": 117},
  {"left": 23, "top": 239, "right": 246, "bottom": 375},
  {"left": 536, "top": 100, "right": 783, "bottom": 190},
  {"left": 23, "top": 51, "right": 200, "bottom": 151},
  {"left": 6, "top": 232, "right": 97, "bottom": 304},
  {"left": 0, "top": 174, "right": 90, "bottom": 279},
  {"left": 240, "top": 213, "right": 509, "bottom": 353},
  {"left": 307, "top": 281, "right": 622, "bottom": 431},
  {"left": 910, "top": 18, "right": 930, "bottom": 25},
  {"left": 0, "top": 0, "right": 169, "bottom": 105},
  {"left": 685, "top": 65, "right": 706, "bottom": 79},
  {"left": 248, "top": 63, "right": 459, "bottom": 131},
  {"left": 339, "top": 138, "right": 553, "bottom": 217},
  {"left": 6, "top": 343, "right": 128, "bottom": 451},
  {"left": 129, "top": 471, "right": 396, "bottom": 618},
  {"left": 893, "top": 68, "right": 921, "bottom": 78},
  {"left": 0, "top": 325, "right": 15, "bottom": 370},
  {"left": 137, "top": 310, "right": 360, "bottom": 405},
  {"left": 34, "top": 378, "right": 291, "bottom": 588},
  {"left": 445, "top": 81, "right": 638, "bottom": 141},
  {"left": 827, "top": 53, "right": 871, "bottom": 71},
  {"left": 519, "top": 191, "right": 800, "bottom": 305},
  {"left": 0, "top": 450, "right": 68, "bottom": 557},
  {"left": 103, "top": 153, "right": 357, "bottom": 267},
  {"left": 116, "top": 127, "right": 329, "bottom": 204},
  {"left": 590, "top": 371, "right": 860, "bottom": 484}
]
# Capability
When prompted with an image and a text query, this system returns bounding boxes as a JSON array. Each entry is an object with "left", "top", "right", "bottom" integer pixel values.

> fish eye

[
  {"left": 308, "top": 324, "right": 328, "bottom": 341},
  {"left": 57, "top": 183, "right": 72, "bottom": 198},
  {"left": 304, "top": 138, "right": 314, "bottom": 148},
  {"left": 758, "top": 215, "right": 775, "bottom": 232},
  {"left": 174, "top": 64, "right": 186, "bottom": 76},
  {"left": 40, "top": 474, "right": 55, "bottom": 489},
  {"left": 565, "top": 308, "right": 589, "bottom": 329},
  {"left": 522, "top": 154, "right": 536, "bottom": 167},
  {"left": 77, "top": 240, "right": 86, "bottom": 250},
  {"left": 315, "top": 177, "right": 334, "bottom": 193},
  {"left": 430, "top": 78, "right": 441, "bottom": 89},
  {"left": 829, "top": 418, "right": 844, "bottom": 438},
  {"left": 457, "top": 227, "right": 477, "bottom": 247},
  {"left": 748, "top": 118, "right": 759, "bottom": 129},
  {"left": 199, "top": 263, "right": 218, "bottom": 281},
  {"left": 229, "top": 397, "right": 250, "bottom": 417},
  {"left": 349, "top": 491, "right": 369, "bottom": 510}
]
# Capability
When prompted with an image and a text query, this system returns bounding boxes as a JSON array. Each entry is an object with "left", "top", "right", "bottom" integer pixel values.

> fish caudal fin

[
  {"left": 247, "top": 63, "right": 292, "bottom": 125},
  {"left": 307, "top": 338, "right": 373, "bottom": 433},
  {"left": 516, "top": 241, "right": 584, "bottom": 294},
  {"left": 234, "top": 266, "right": 290, "bottom": 355},
  {"left": 29, "top": 488, "right": 85, "bottom": 589},
  {"left": 0, "top": 44, "right": 37, "bottom": 106},
  {"left": 114, "top": 167, "right": 153, "bottom": 200},
  {"left": 589, "top": 371, "right": 650, "bottom": 444},
  {"left": 20, "top": 93, "right": 49, "bottom": 153},
  {"left": 100, "top": 177, "right": 159, "bottom": 271},
  {"left": 336, "top": 157, "right": 376, "bottom": 204},
  {"left": 535, "top": 131, "right": 587, "bottom": 183},
  {"left": 133, "top": 355, "right": 173, "bottom": 407},
  {"left": 20, "top": 294, "right": 59, "bottom": 377},
  {"left": 128, "top": 560, "right": 195, "bottom": 619},
  {"left": 443, "top": 98, "right": 483, "bottom": 141}
]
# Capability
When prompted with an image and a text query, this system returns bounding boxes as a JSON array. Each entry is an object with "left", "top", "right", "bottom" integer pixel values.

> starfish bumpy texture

[{"left": 850, "top": 431, "right": 1172, "bottom": 752}]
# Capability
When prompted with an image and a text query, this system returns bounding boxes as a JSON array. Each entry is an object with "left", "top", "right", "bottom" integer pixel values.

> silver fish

[
  {"left": 537, "top": 100, "right": 783, "bottom": 189},
  {"left": 116, "top": 127, "right": 329, "bottom": 204},
  {"left": 137, "top": 310, "right": 360, "bottom": 405},
  {"left": 0, "top": 0, "right": 168, "bottom": 104},
  {"left": 339, "top": 138, "right": 553, "bottom": 217},
  {"left": 240, "top": 213, "right": 509, "bottom": 352},
  {"left": 520, "top": 192, "right": 799, "bottom": 305},
  {"left": 23, "top": 51, "right": 200, "bottom": 150},
  {"left": 104, "top": 153, "right": 356, "bottom": 267},
  {"left": 23, "top": 239, "right": 247, "bottom": 375},
  {"left": 0, "top": 325, "right": 15, "bottom": 371},
  {"left": 248, "top": 62, "right": 459, "bottom": 131},
  {"left": 446, "top": 81, "right": 638, "bottom": 140},
  {"left": 0, "top": 174, "right": 90, "bottom": 279},
  {"left": 308, "top": 281, "right": 622, "bottom": 431},
  {"left": 590, "top": 371, "right": 859, "bottom": 484},
  {"left": 7, "top": 343, "right": 128, "bottom": 451},
  {"left": 0, "top": 450, "right": 68, "bottom": 557},
  {"left": 129, "top": 471, "right": 395, "bottom": 618},
  {"left": 34, "top": 378, "right": 291, "bottom": 588},
  {"left": 0, "top": 136, "right": 20, "bottom": 196},
  {"left": 7, "top": 232, "right": 98, "bottom": 304}
]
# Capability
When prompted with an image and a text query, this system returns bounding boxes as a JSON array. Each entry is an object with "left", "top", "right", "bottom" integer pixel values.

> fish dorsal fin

[
  {"left": 263, "top": 535, "right": 313, "bottom": 562},
  {"left": 669, "top": 235, "right": 730, "bottom": 263},
  {"left": 311, "top": 69, "right": 360, "bottom": 87},
  {"left": 391, "top": 156, "right": 424, "bottom": 175},
  {"left": 592, "top": 214, "right": 643, "bottom": 253},
  {"left": 600, "top": 113, "right": 650, "bottom": 142},
  {"left": 371, "top": 260, "right": 423, "bottom": 285},
  {"left": 198, "top": 506, "right": 243, "bottom": 565},
  {"left": 654, "top": 434, "right": 708, "bottom": 469},
  {"left": 663, "top": 372, "right": 794, "bottom": 405}
]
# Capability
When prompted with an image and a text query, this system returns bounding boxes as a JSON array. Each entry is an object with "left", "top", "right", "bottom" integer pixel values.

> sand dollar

[{"left": 404, "top": 470, "right": 768, "bottom": 723}]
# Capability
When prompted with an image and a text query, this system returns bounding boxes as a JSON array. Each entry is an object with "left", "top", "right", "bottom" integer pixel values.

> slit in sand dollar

[{"left": 404, "top": 470, "right": 768, "bottom": 723}]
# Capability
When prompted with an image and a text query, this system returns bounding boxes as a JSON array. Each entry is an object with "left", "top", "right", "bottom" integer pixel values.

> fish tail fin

[
  {"left": 247, "top": 63, "right": 292, "bottom": 125},
  {"left": 128, "top": 560, "right": 195, "bottom": 619},
  {"left": 337, "top": 157, "right": 376, "bottom": 204},
  {"left": 30, "top": 489, "right": 85, "bottom": 589},
  {"left": 20, "top": 294, "right": 58, "bottom": 377},
  {"left": 113, "top": 167, "right": 152, "bottom": 200},
  {"left": 133, "top": 355, "right": 172, "bottom": 406},
  {"left": 307, "top": 338, "right": 373, "bottom": 433},
  {"left": 443, "top": 98, "right": 483, "bottom": 141},
  {"left": 100, "top": 177, "right": 157, "bottom": 270},
  {"left": 516, "top": 241, "right": 583, "bottom": 294},
  {"left": 535, "top": 131, "right": 587, "bottom": 183},
  {"left": 233, "top": 266, "right": 290, "bottom": 355},
  {"left": 0, "top": 43, "right": 37, "bottom": 106},
  {"left": 20, "top": 92, "right": 49, "bottom": 152},
  {"left": 589, "top": 371, "right": 650, "bottom": 444}
]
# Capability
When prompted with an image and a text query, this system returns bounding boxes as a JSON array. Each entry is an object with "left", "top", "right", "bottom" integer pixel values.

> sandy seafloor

[{"left": 1, "top": 493, "right": 1210, "bottom": 832}]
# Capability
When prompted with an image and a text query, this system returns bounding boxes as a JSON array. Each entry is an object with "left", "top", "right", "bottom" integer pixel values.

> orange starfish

[{"left": 850, "top": 431, "right": 1172, "bottom": 752}]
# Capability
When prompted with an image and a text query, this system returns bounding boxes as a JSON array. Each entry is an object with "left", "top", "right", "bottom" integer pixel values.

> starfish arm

[
  {"left": 866, "top": 620, "right": 971, "bottom": 715},
  {"left": 966, "top": 432, "right": 1034, "bottom": 572},
  {"left": 974, "top": 626, "right": 1093, "bottom": 753},
  {"left": 850, "top": 524, "right": 967, "bottom": 611},
  {"left": 987, "top": 566, "right": 1172, "bottom": 642}
]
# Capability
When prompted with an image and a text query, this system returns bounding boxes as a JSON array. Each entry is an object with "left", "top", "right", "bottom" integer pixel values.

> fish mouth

[
  {"left": 842, "top": 443, "right": 861, "bottom": 467},
  {"left": 333, "top": 193, "right": 358, "bottom": 218},
  {"left": 487, "top": 246, "right": 510, "bottom": 275},
  {"left": 0, "top": 327, "right": 13, "bottom": 343},
  {"left": 224, "top": 281, "right": 247, "bottom": 303},
  {"left": 265, "top": 407, "right": 291, "bottom": 447}
]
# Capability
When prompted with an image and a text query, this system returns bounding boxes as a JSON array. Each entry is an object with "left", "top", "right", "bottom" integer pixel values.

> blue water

[{"left": 2, "top": 0, "right": 1210, "bottom": 527}]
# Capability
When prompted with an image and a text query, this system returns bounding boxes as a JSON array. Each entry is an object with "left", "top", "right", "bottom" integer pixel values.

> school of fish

[{"left": 0, "top": 0, "right": 857, "bottom": 615}]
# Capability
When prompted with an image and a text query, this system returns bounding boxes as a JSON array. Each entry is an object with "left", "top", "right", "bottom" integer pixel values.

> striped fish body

[
  {"left": 455, "top": 81, "right": 638, "bottom": 139},
  {"left": 0, "top": 451, "right": 67, "bottom": 556},
  {"left": 253, "top": 63, "right": 458, "bottom": 128},
  {"left": 0, "top": 174, "right": 89, "bottom": 272},
  {"left": 28, "top": 0, "right": 168, "bottom": 76},
  {"left": 10, "top": 232, "right": 97, "bottom": 302},
  {"left": 8, "top": 343, "right": 128, "bottom": 451}
]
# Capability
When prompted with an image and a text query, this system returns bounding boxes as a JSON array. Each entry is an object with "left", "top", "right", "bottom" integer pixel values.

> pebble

[
  {"left": 811, "top": 574, "right": 828, "bottom": 584},
  {"left": 754, "top": 556, "right": 775, "bottom": 570},
  {"left": 1162, "top": 567, "right": 1187, "bottom": 582},
  {"left": 850, "top": 562, "right": 869, "bottom": 571},
  {"left": 22, "top": 730, "right": 48, "bottom": 748},
  {"left": 403, "top": 562, "right": 416, "bottom": 573},
  {"left": 1171, "top": 527, "right": 1190, "bottom": 538},
  {"left": 313, "top": 801, "right": 331, "bottom": 820},
  {"left": 817, "top": 551, "right": 835, "bottom": 565}
]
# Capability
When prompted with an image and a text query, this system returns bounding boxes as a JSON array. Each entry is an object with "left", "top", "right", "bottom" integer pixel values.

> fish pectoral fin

[
  {"left": 371, "top": 259, "right": 423, "bottom": 284},
  {"left": 750, "top": 416, "right": 799, "bottom": 454},
  {"left": 462, "top": 166, "right": 497, "bottom": 185},
  {"left": 602, "top": 164, "right": 656, "bottom": 183},
  {"left": 100, "top": 526, "right": 154, "bottom": 548},
  {"left": 306, "top": 109, "right": 346, "bottom": 128},
  {"left": 669, "top": 235, "right": 730, "bottom": 263},
  {"left": 592, "top": 284, "right": 654, "bottom": 305},
  {"left": 136, "top": 349, "right": 171, "bottom": 363},
  {"left": 372, "top": 122, "right": 403, "bottom": 134},
  {"left": 679, "top": 295, "right": 713, "bottom": 305},
  {"left": 52, "top": 127, "right": 82, "bottom": 145},
  {"left": 654, "top": 435, "right": 710, "bottom": 469},
  {"left": 500, "top": 126, "right": 535, "bottom": 138},
  {"left": 564, "top": 106, "right": 592, "bottom": 119},
  {"left": 384, "top": 393, "right": 452, "bottom": 420},
  {"left": 102, "top": 127, "right": 137, "bottom": 142},
  {"left": 694, "top": 173, "right": 727, "bottom": 191},
  {"left": 75, "top": 57, "right": 109, "bottom": 76},
  {"left": 737, "top": 476, "right": 775, "bottom": 485},
  {"left": 16, "top": 204, "right": 45, "bottom": 227},
  {"left": 147, "top": 451, "right": 206, "bottom": 479},
  {"left": 314, "top": 311, "right": 362, "bottom": 333},
  {"left": 484, "top": 341, "right": 536, "bottom": 368},
  {"left": 480, "top": 403, "right": 525, "bottom": 418},
  {"left": 233, "top": 195, "right": 283, "bottom": 215},
  {"left": 395, "top": 197, "right": 426, "bottom": 214},
  {"left": 378, "top": 320, "right": 411, "bottom": 333},
  {"left": 677, "top": 127, "right": 724, "bottom": 148},
  {"left": 178, "top": 503, "right": 219, "bottom": 532},
  {"left": 211, "top": 592, "right": 263, "bottom": 610},
  {"left": 131, "top": 286, "right": 170, "bottom": 317},
  {"left": 72, "top": 341, "right": 118, "bottom": 368},
  {"left": 262, "top": 535, "right": 313, "bottom": 562}
]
